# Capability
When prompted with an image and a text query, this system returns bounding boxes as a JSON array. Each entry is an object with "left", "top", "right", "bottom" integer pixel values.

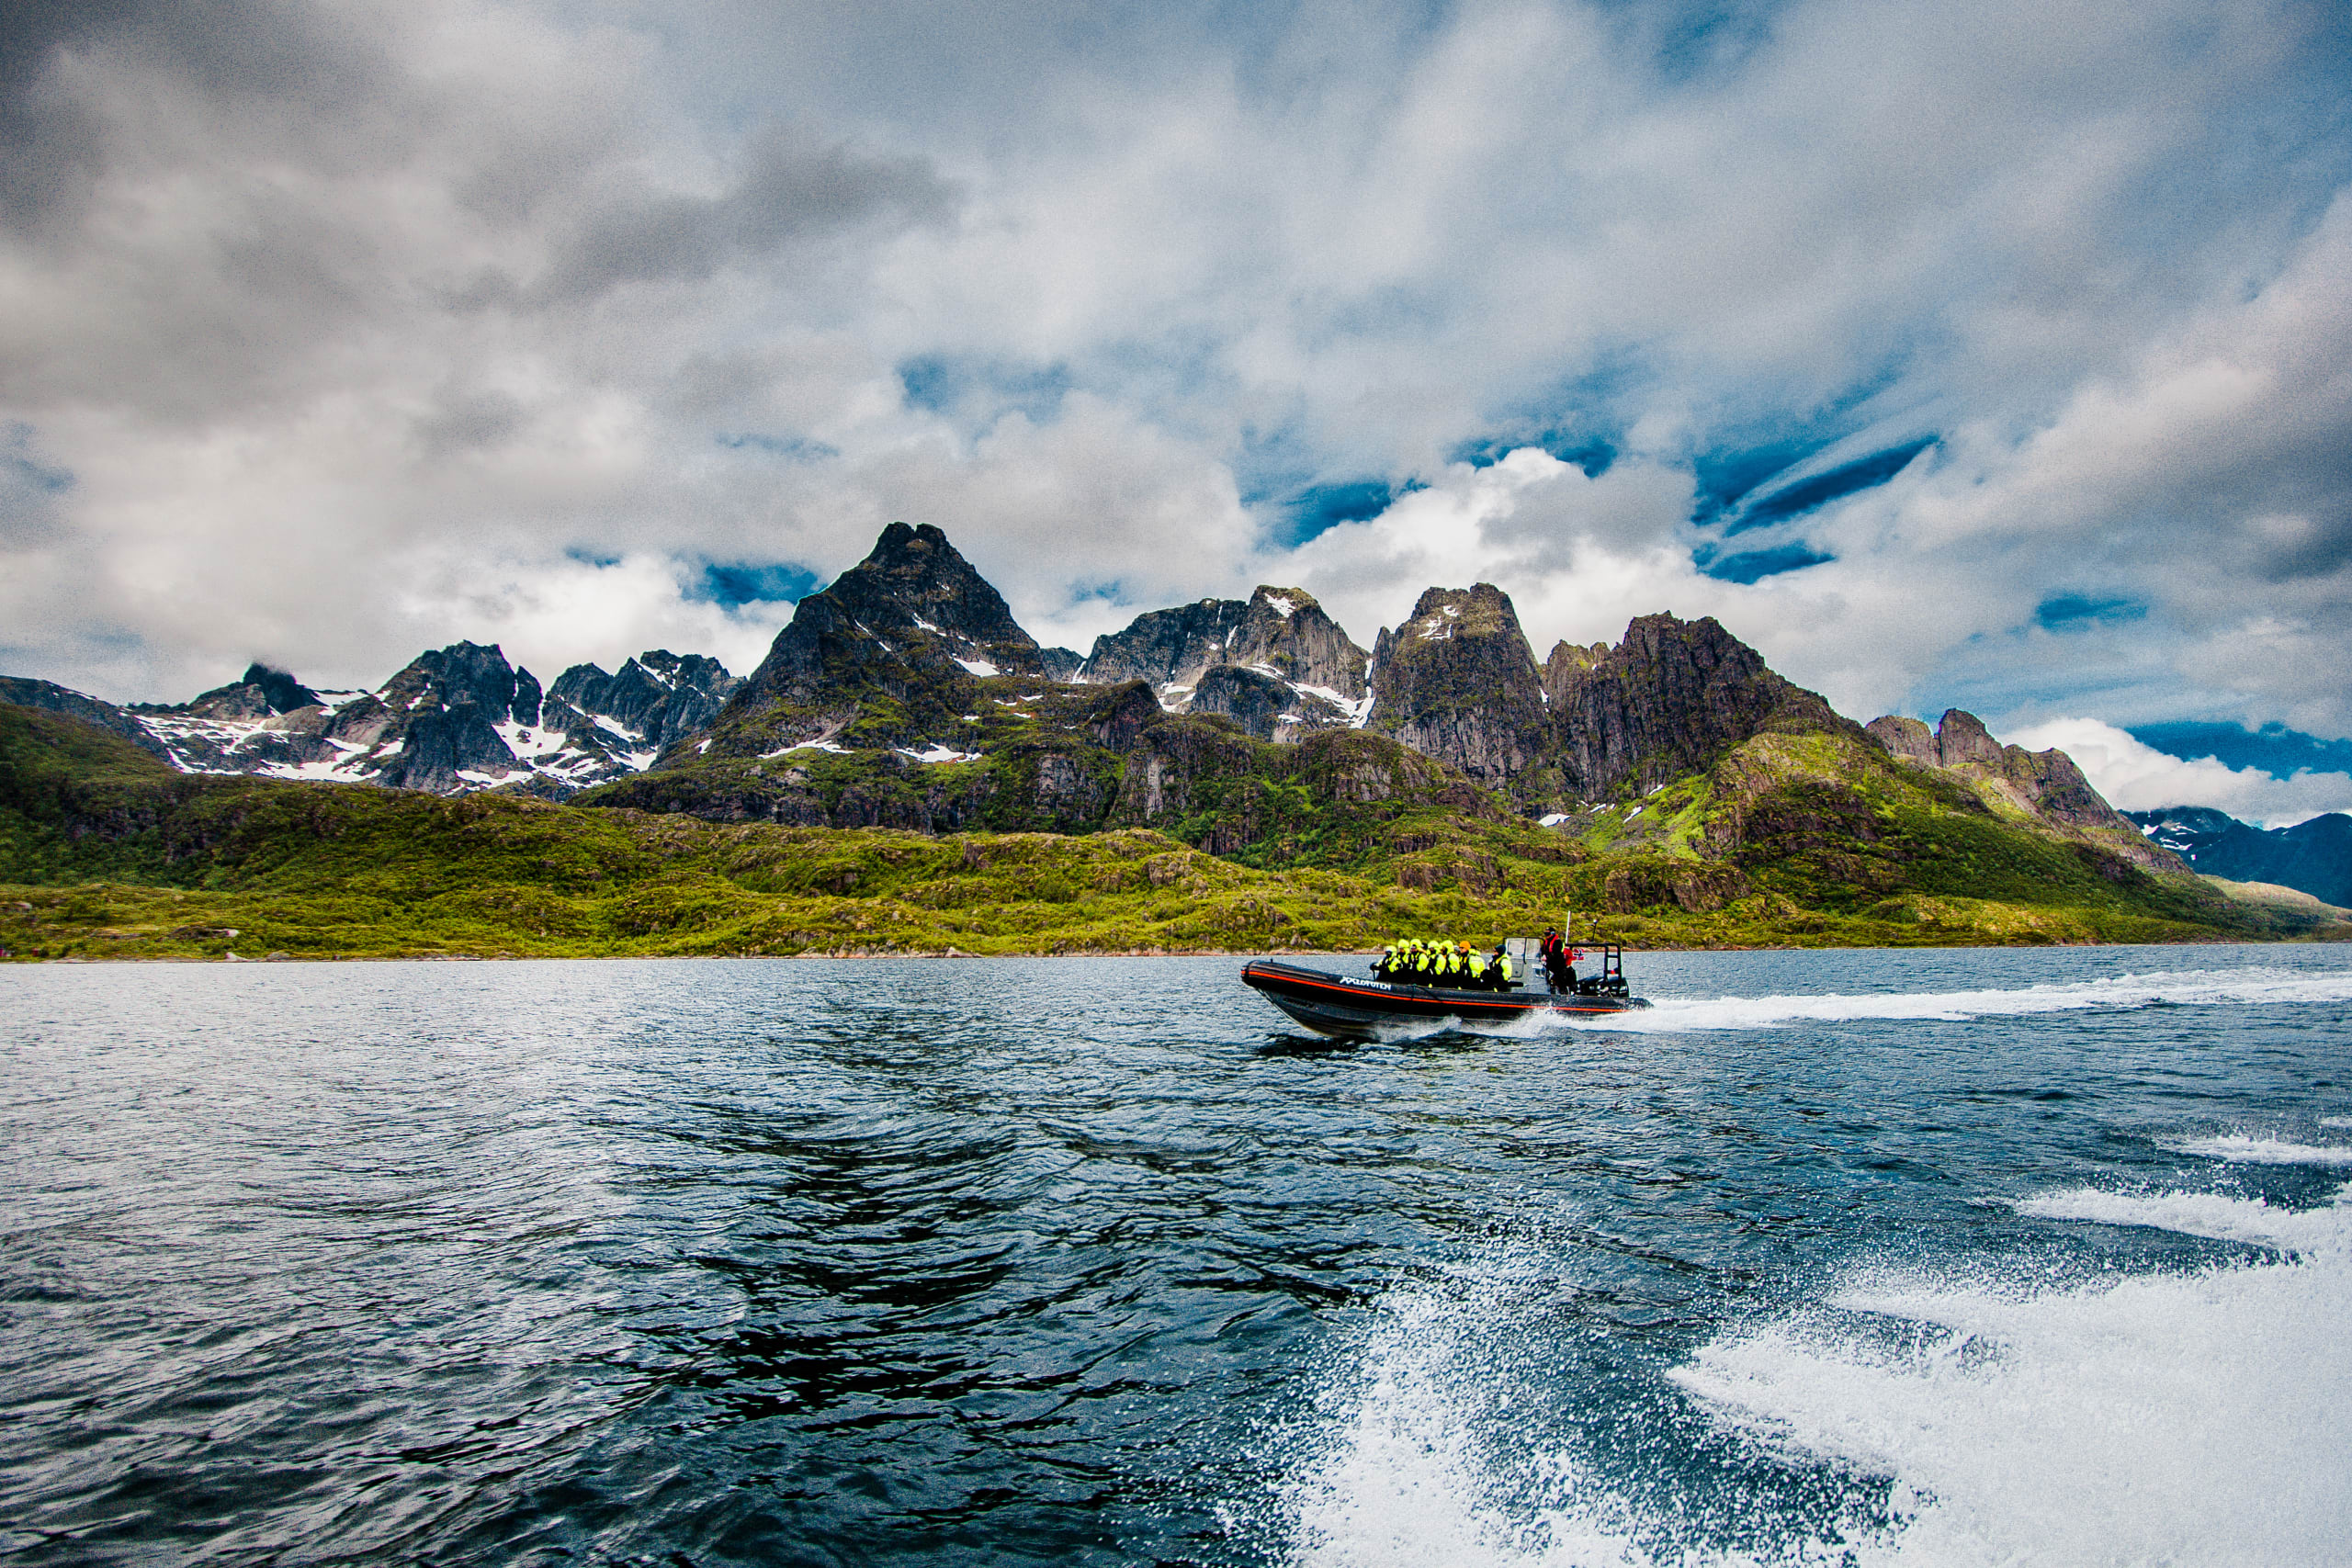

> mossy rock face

[
  {"left": 1602, "top": 859, "right": 1755, "bottom": 914},
  {"left": 1365, "top": 585, "right": 1551, "bottom": 791}
]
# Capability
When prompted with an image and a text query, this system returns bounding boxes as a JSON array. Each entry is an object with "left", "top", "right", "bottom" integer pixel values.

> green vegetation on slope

[{"left": 3, "top": 703, "right": 2343, "bottom": 961}]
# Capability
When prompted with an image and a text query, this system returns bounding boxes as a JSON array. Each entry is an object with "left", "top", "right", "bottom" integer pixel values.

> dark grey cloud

[
  {"left": 0, "top": 0, "right": 383, "bottom": 231},
  {"left": 537, "top": 127, "right": 957, "bottom": 301}
]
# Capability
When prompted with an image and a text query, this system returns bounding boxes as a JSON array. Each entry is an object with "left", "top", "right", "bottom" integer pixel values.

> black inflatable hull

[{"left": 1240, "top": 959, "right": 1651, "bottom": 1040}]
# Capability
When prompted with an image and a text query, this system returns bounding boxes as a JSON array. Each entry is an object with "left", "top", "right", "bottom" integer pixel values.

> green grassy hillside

[{"left": 3, "top": 703, "right": 2342, "bottom": 961}]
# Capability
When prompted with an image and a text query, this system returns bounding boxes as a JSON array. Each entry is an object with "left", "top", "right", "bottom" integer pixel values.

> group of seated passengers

[{"left": 1371, "top": 939, "right": 1518, "bottom": 990}]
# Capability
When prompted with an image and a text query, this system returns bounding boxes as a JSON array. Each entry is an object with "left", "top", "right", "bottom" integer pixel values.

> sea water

[{"left": 3, "top": 945, "right": 2348, "bottom": 1565}]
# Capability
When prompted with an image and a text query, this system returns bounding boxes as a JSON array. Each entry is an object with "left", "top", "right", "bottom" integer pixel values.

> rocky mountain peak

[
  {"left": 1365, "top": 583, "right": 1548, "bottom": 787},
  {"left": 242, "top": 664, "right": 322, "bottom": 715},
  {"left": 377, "top": 641, "right": 541, "bottom": 727},
  {"left": 1077, "top": 597, "right": 1243, "bottom": 689},
  {"left": 1072, "top": 581, "right": 1369, "bottom": 741},
  {"left": 1388, "top": 583, "right": 1525, "bottom": 649},
  {"left": 1863, "top": 714, "right": 1938, "bottom": 764},
  {"left": 1868, "top": 708, "right": 2041, "bottom": 773},
  {"left": 823, "top": 521, "right": 1053, "bottom": 678},
  {"left": 1865, "top": 705, "right": 2180, "bottom": 870},
  {"left": 700, "top": 524, "right": 1066, "bottom": 758},
  {"left": 154, "top": 663, "right": 326, "bottom": 722},
  {"left": 1545, "top": 613, "right": 1852, "bottom": 800},
  {"left": 547, "top": 650, "right": 741, "bottom": 764},
  {"left": 1541, "top": 639, "right": 1611, "bottom": 692},
  {"left": 1930, "top": 708, "right": 2007, "bottom": 771},
  {"left": 1233, "top": 586, "right": 1366, "bottom": 699}
]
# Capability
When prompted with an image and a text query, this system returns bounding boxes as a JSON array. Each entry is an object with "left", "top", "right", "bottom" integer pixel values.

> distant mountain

[
  {"left": 1077, "top": 585, "right": 1370, "bottom": 741},
  {"left": 137, "top": 662, "right": 324, "bottom": 721},
  {"left": 12, "top": 516, "right": 2334, "bottom": 953},
  {"left": 1866, "top": 707, "right": 2178, "bottom": 873},
  {"left": 4, "top": 646, "right": 737, "bottom": 798},
  {"left": 694, "top": 522, "right": 1077, "bottom": 760},
  {"left": 1362, "top": 594, "right": 1869, "bottom": 815},
  {"left": 2125, "top": 806, "right": 2352, "bottom": 906},
  {"left": 0, "top": 522, "right": 2193, "bottom": 921},
  {"left": 1544, "top": 613, "right": 1861, "bottom": 802},
  {"left": 545, "top": 652, "right": 742, "bottom": 768},
  {"left": 1365, "top": 584, "right": 1549, "bottom": 789},
  {"left": 0, "top": 676, "right": 174, "bottom": 760}
]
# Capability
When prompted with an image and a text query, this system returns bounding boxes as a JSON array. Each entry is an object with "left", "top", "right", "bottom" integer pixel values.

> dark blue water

[{"left": 4, "top": 946, "right": 2350, "bottom": 1565}]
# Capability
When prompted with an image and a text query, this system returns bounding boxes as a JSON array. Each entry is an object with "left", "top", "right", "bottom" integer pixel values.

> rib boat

[{"left": 1241, "top": 942, "right": 1651, "bottom": 1040}]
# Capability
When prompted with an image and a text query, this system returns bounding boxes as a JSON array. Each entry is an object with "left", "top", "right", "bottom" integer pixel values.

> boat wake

[
  {"left": 1671, "top": 1182, "right": 2352, "bottom": 1564},
  {"left": 2161, "top": 1133, "right": 2352, "bottom": 1166},
  {"left": 1280, "top": 1173, "right": 2352, "bottom": 1565},
  {"left": 1554, "top": 965, "right": 2352, "bottom": 1033}
]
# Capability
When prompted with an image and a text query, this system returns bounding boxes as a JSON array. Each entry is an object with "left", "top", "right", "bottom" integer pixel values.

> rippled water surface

[{"left": 6, "top": 946, "right": 2352, "bottom": 1565}]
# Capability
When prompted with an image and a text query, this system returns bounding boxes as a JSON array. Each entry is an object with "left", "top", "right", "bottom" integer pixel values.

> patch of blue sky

[
  {"left": 2129, "top": 721, "right": 2352, "bottom": 777},
  {"left": 1637, "top": 0, "right": 1787, "bottom": 85},
  {"left": 564, "top": 546, "right": 623, "bottom": 569},
  {"left": 1687, "top": 353, "right": 1933, "bottom": 524},
  {"left": 1452, "top": 358, "right": 1638, "bottom": 477},
  {"left": 1233, "top": 416, "right": 1317, "bottom": 505},
  {"left": 1256, "top": 477, "right": 1425, "bottom": 548},
  {"left": 689, "top": 560, "right": 823, "bottom": 608},
  {"left": 2034, "top": 593, "right": 2149, "bottom": 632},
  {"left": 1719, "top": 436, "right": 1937, "bottom": 536},
  {"left": 716, "top": 432, "right": 839, "bottom": 461},
  {"left": 1690, "top": 435, "right": 1835, "bottom": 525},
  {"left": 1694, "top": 541, "right": 1833, "bottom": 584},
  {"left": 1064, "top": 578, "right": 1129, "bottom": 605},
  {"left": 1447, "top": 429, "right": 1615, "bottom": 477},
  {"left": 4, "top": 422, "right": 74, "bottom": 494},
  {"left": 1233, "top": 418, "right": 1395, "bottom": 547},
  {"left": 898, "top": 355, "right": 1072, "bottom": 422}
]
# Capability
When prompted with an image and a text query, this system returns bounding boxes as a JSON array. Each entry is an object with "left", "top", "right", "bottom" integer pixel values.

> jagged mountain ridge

[
  {"left": 2126, "top": 806, "right": 2352, "bottom": 906},
  {"left": 1075, "top": 585, "right": 1372, "bottom": 739},
  {"left": 1365, "top": 585, "right": 1549, "bottom": 789},
  {"left": 547, "top": 652, "right": 744, "bottom": 762},
  {"left": 4, "top": 523, "right": 2179, "bottom": 876},
  {"left": 1358, "top": 591, "right": 1866, "bottom": 814},
  {"left": 596, "top": 525, "right": 2206, "bottom": 925},
  {"left": 6, "top": 647, "right": 739, "bottom": 797},
  {"left": 11, "top": 511, "right": 2309, "bottom": 943},
  {"left": 1544, "top": 615, "right": 1864, "bottom": 800},
  {"left": 1866, "top": 708, "right": 2178, "bottom": 873},
  {"left": 0, "top": 676, "right": 176, "bottom": 761},
  {"left": 693, "top": 522, "right": 1081, "bottom": 761}
]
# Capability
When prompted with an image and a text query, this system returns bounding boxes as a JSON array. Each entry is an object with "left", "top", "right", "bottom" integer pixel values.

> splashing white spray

[
  {"left": 1561, "top": 967, "right": 2352, "bottom": 1034},
  {"left": 1675, "top": 1181, "right": 2352, "bottom": 1564},
  {"left": 1283, "top": 1168, "right": 2352, "bottom": 1564}
]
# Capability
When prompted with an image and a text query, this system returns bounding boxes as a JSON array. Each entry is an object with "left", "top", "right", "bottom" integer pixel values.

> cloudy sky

[{"left": 5, "top": 0, "right": 2350, "bottom": 820}]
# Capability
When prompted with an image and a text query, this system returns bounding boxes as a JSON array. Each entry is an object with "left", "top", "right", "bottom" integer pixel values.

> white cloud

[
  {"left": 0, "top": 0, "right": 2346, "bottom": 747},
  {"left": 2009, "top": 718, "right": 2352, "bottom": 828},
  {"left": 1284, "top": 447, "right": 1718, "bottom": 651}
]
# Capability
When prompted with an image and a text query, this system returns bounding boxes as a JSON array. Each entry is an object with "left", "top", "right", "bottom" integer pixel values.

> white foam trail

[
  {"left": 2166, "top": 1134, "right": 2352, "bottom": 1166},
  {"left": 2324, "top": 1116, "right": 2352, "bottom": 1130},
  {"left": 2018, "top": 1185, "right": 2352, "bottom": 1249},
  {"left": 1287, "top": 1185, "right": 2352, "bottom": 1565},
  {"left": 1675, "top": 1186, "right": 2352, "bottom": 1565},
  {"left": 1369, "top": 1016, "right": 1461, "bottom": 1043},
  {"left": 1559, "top": 965, "right": 2352, "bottom": 1034}
]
